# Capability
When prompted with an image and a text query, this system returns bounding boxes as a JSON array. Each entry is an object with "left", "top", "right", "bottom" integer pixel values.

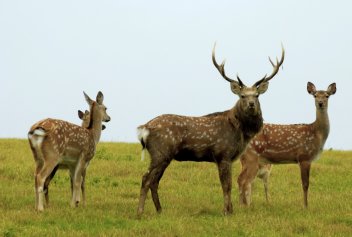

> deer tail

[
  {"left": 137, "top": 126, "right": 150, "bottom": 161},
  {"left": 28, "top": 127, "right": 47, "bottom": 163}
]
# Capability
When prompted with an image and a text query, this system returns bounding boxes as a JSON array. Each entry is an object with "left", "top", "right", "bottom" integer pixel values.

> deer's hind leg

[
  {"left": 137, "top": 151, "right": 171, "bottom": 217},
  {"left": 35, "top": 153, "right": 60, "bottom": 211},
  {"left": 44, "top": 165, "right": 59, "bottom": 206},
  {"left": 81, "top": 169, "right": 87, "bottom": 206},
  {"left": 33, "top": 159, "right": 43, "bottom": 211},
  {"left": 150, "top": 160, "right": 170, "bottom": 213},
  {"left": 30, "top": 144, "right": 43, "bottom": 210}
]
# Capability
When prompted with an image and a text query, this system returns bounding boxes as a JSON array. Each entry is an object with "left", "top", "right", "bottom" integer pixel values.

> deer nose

[
  {"left": 249, "top": 101, "right": 255, "bottom": 108},
  {"left": 318, "top": 102, "right": 323, "bottom": 108}
]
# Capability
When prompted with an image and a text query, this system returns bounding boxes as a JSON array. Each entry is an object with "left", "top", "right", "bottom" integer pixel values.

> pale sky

[{"left": 1, "top": 1, "right": 351, "bottom": 149}]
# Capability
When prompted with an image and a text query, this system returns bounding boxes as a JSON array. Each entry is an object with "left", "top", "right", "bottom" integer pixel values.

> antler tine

[
  {"left": 236, "top": 74, "right": 244, "bottom": 87},
  {"left": 253, "top": 74, "right": 267, "bottom": 87},
  {"left": 212, "top": 43, "right": 235, "bottom": 83},
  {"left": 268, "top": 57, "right": 275, "bottom": 67},
  {"left": 263, "top": 44, "right": 285, "bottom": 82}
]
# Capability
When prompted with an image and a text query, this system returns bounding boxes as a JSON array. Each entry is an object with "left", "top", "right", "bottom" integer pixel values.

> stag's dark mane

[
  {"left": 231, "top": 104, "right": 264, "bottom": 141},
  {"left": 205, "top": 106, "right": 263, "bottom": 141}
]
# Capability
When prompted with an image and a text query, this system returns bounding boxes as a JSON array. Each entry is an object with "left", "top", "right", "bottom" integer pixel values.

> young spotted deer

[
  {"left": 28, "top": 91, "right": 110, "bottom": 211},
  {"left": 237, "top": 82, "right": 336, "bottom": 207},
  {"left": 43, "top": 110, "right": 106, "bottom": 206},
  {"left": 136, "top": 44, "right": 285, "bottom": 217}
]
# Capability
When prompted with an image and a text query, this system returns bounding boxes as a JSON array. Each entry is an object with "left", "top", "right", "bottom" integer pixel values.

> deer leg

[
  {"left": 299, "top": 161, "right": 311, "bottom": 208},
  {"left": 261, "top": 169, "right": 270, "bottom": 203},
  {"left": 137, "top": 158, "right": 167, "bottom": 217},
  {"left": 44, "top": 165, "right": 59, "bottom": 206},
  {"left": 33, "top": 150, "right": 44, "bottom": 211},
  {"left": 237, "top": 153, "right": 259, "bottom": 206},
  {"left": 217, "top": 160, "right": 233, "bottom": 215},
  {"left": 68, "top": 167, "right": 86, "bottom": 206},
  {"left": 137, "top": 170, "right": 154, "bottom": 217},
  {"left": 257, "top": 164, "right": 272, "bottom": 203},
  {"left": 150, "top": 161, "right": 170, "bottom": 213},
  {"left": 34, "top": 163, "right": 43, "bottom": 210},
  {"left": 71, "top": 158, "right": 86, "bottom": 208},
  {"left": 69, "top": 167, "right": 75, "bottom": 200},
  {"left": 35, "top": 159, "right": 59, "bottom": 211},
  {"left": 238, "top": 167, "right": 257, "bottom": 206},
  {"left": 81, "top": 169, "right": 86, "bottom": 206}
]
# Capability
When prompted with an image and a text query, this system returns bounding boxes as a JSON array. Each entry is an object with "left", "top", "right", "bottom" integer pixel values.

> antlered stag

[
  {"left": 28, "top": 91, "right": 110, "bottom": 211},
  {"left": 237, "top": 82, "right": 336, "bottom": 207},
  {"left": 136, "top": 44, "right": 285, "bottom": 216}
]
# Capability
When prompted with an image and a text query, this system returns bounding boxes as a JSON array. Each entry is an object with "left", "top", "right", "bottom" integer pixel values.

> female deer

[
  {"left": 237, "top": 82, "right": 336, "bottom": 207},
  {"left": 28, "top": 91, "right": 110, "bottom": 211}
]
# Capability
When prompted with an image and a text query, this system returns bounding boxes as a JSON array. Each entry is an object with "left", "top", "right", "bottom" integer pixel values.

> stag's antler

[
  {"left": 254, "top": 44, "right": 285, "bottom": 87},
  {"left": 212, "top": 43, "right": 245, "bottom": 87}
]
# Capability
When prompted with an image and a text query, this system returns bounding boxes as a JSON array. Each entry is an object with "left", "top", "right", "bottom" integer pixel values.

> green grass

[{"left": 0, "top": 139, "right": 351, "bottom": 236}]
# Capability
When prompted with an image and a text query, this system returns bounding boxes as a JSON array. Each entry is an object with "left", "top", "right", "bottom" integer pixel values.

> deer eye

[
  {"left": 241, "top": 95, "right": 245, "bottom": 99},
  {"left": 255, "top": 94, "right": 259, "bottom": 98},
  {"left": 326, "top": 96, "right": 329, "bottom": 98}
]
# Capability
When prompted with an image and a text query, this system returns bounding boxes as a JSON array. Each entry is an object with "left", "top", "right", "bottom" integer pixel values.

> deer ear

[
  {"left": 78, "top": 110, "right": 84, "bottom": 120},
  {"left": 83, "top": 92, "right": 93, "bottom": 105},
  {"left": 307, "top": 82, "right": 316, "bottom": 95},
  {"left": 230, "top": 82, "right": 242, "bottom": 95},
  {"left": 257, "top": 82, "right": 269, "bottom": 94},
  {"left": 327, "top": 83, "right": 336, "bottom": 95},
  {"left": 96, "top": 91, "right": 104, "bottom": 105}
]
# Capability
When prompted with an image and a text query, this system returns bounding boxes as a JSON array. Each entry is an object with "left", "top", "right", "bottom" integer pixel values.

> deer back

[
  {"left": 248, "top": 123, "right": 326, "bottom": 163},
  {"left": 29, "top": 118, "right": 95, "bottom": 161},
  {"left": 247, "top": 82, "right": 336, "bottom": 164},
  {"left": 140, "top": 106, "right": 263, "bottom": 163}
]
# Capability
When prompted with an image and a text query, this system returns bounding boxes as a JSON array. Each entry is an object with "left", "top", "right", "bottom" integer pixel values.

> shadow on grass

[{"left": 190, "top": 208, "right": 220, "bottom": 217}]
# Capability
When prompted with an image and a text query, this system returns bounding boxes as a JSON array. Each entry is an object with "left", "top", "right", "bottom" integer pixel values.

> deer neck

[
  {"left": 229, "top": 103, "right": 263, "bottom": 141},
  {"left": 88, "top": 103, "right": 103, "bottom": 144},
  {"left": 313, "top": 107, "right": 330, "bottom": 140}
]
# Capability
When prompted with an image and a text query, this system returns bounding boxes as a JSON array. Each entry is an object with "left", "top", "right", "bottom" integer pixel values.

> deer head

[
  {"left": 83, "top": 91, "right": 111, "bottom": 127},
  {"left": 78, "top": 110, "right": 106, "bottom": 130},
  {"left": 212, "top": 43, "right": 285, "bottom": 116},
  {"left": 307, "top": 82, "right": 336, "bottom": 110}
]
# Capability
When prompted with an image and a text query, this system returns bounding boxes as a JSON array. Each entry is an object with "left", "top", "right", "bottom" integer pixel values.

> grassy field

[{"left": 0, "top": 139, "right": 351, "bottom": 236}]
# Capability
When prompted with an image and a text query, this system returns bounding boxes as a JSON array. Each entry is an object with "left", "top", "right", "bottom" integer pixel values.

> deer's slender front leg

[
  {"left": 217, "top": 159, "right": 233, "bottom": 215},
  {"left": 299, "top": 161, "right": 311, "bottom": 208},
  {"left": 238, "top": 151, "right": 260, "bottom": 206},
  {"left": 71, "top": 157, "right": 86, "bottom": 207},
  {"left": 258, "top": 164, "right": 272, "bottom": 203}
]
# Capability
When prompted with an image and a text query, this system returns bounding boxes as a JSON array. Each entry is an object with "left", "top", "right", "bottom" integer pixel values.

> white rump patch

[
  {"left": 28, "top": 128, "right": 46, "bottom": 148},
  {"left": 137, "top": 127, "right": 150, "bottom": 143},
  {"left": 33, "top": 128, "right": 46, "bottom": 136}
]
